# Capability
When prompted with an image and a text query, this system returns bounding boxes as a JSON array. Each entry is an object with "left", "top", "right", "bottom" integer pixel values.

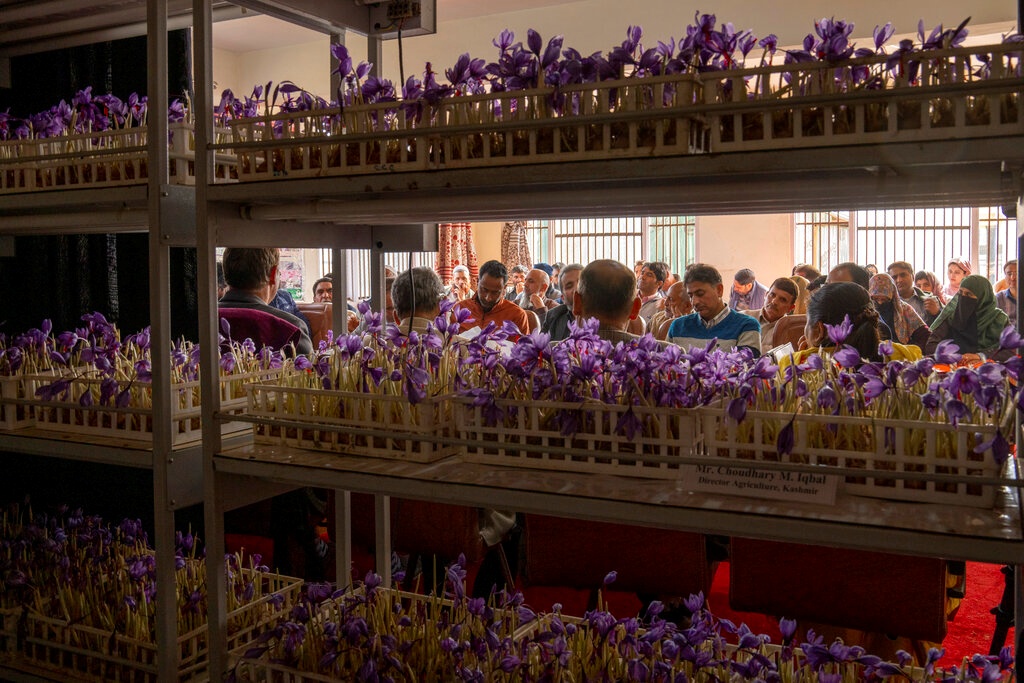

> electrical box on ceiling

[{"left": 355, "top": 0, "right": 436, "bottom": 39}]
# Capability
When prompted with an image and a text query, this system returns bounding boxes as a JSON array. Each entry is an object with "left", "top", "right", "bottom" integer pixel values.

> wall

[
  {"left": 696, "top": 214, "right": 794, "bottom": 284},
  {"left": 378, "top": 1, "right": 1015, "bottom": 87},
  {"left": 474, "top": 222, "right": 505, "bottom": 264},
  {"left": 214, "top": 39, "right": 334, "bottom": 103}
]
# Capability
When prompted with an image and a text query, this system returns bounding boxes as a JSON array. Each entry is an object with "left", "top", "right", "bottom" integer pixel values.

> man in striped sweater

[{"left": 667, "top": 263, "right": 761, "bottom": 357}]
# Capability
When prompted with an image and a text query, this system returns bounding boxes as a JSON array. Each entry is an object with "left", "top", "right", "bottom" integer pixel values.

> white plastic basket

[
  {"left": 247, "top": 384, "right": 457, "bottom": 463},
  {"left": 28, "top": 369, "right": 280, "bottom": 446},
  {"left": 700, "top": 407, "right": 1005, "bottom": 508},
  {"left": 455, "top": 396, "right": 702, "bottom": 478}
]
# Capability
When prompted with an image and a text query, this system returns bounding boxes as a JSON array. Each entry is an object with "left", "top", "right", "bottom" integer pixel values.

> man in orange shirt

[{"left": 457, "top": 259, "right": 530, "bottom": 335}]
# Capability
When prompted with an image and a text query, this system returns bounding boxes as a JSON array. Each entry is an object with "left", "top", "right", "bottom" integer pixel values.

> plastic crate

[
  {"left": 14, "top": 570, "right": 300, "bottom": 683},
  {"left": 700, "top": 407, "right": 1006, "bottom": 508},
  {"left": 28, "top": 369, "right": 280, "bottom": 446},
  {"left": 455, "top": 396, "right": 702, "bottom": 478},
  {"left": 248, "top": 384, "right": 457, "bottom": 463}
]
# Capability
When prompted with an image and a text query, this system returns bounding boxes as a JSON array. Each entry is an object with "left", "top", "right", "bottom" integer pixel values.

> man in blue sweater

[{"left": 667, "top": 263, "right": 761, "bottom": 356}]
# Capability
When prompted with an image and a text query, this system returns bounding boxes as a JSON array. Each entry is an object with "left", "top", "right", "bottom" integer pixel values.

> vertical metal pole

[
  {"left": 147, "top": 1, "right": 179, "bottom": 681},
  {"left": 193, "top": 0, "right": 226, "bottom": 680},
  {"left": 334, "top": 491, "right": 352, "bottom": 587},
  {"left": 375, "top": 493, "right": 392, "bottom": 588}
]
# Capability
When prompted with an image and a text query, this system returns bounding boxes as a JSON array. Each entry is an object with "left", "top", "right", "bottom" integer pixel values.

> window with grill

[
  {"left": 794, "top": 207, "right": 1017, "bottom": 281},
  {"left": 319, "top": 250, "right": 437, "bottom": 302},
  {"left": 525, "top": 216, "right": 696, "bottom": 271}
]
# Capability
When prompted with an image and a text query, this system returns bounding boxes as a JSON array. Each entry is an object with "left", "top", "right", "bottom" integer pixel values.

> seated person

[
  {"left": 653, "top": 281, "right": 693, "bottom": 341},
  {"left": 459, "top": 260, "right": 530, "bottom": 336},
  {"left": 789, "top": 275, "right": 809, "bottom": 315},
  {"left": 504, "top": 264, "right": 528, "bottom": 301},
  {"left": 444, "top": 265, "right": 475, "bottom": 304},
  {"left": 827, "top": 262, "right": 871, "bottom": 289},
  {"left": 788, "top": 282, "right": 921, "bottom": 367},
  {"left": 925, "top": 274, "right": 1014, "bottom": 363},
  {"left": 541, "top": 263, "right": 582, "bottom": 342},
  {"left": 219, "top": 247, "right": 313, "bottom": 356},
  {"left": 995, "top": 260, "right": 1017, "bottom": 327},
  {"left": 516, "top": 268, "right": 555, "bottom": 327},
  {"left": 741, "top": 277, "right": 798, "bottom": 354},
  {"left": 574, "top": 259, "right": 650, "bottom": 345},
  {"left": 667, "top": 263, "right": 760, "bottom": 357},
  {"left": 868, "top": 273, "right": 930, "bottom": 349}
]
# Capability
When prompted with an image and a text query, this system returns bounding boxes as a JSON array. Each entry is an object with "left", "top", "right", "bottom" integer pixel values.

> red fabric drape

[
  {"left": 436, "top": 222, "right": 478, "bottom": 284},
  {"left": 501, "top": 220, "right": 532, "bottom": 271}
]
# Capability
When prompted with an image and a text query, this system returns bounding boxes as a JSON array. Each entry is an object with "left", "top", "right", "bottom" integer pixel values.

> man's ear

[
  {"left": 629, "top": 294, "right": 642, "bottom": 320},
  {"left": 268, "top": 265, "right": 279, "bottom": 288},
  {"left": 716, "top": 282, "right": 724, "bottom": 299}
]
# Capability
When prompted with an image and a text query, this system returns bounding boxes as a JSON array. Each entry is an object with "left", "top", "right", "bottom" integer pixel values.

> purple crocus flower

[
  {"left": 825, "top": 315, "right": 853, "bottom": 345},
  {"left": 944, "top": 398, "right": 971, "bottom": 427},
  {"left": 832, "top": 345, "right": 861, "bottom": 368},
  {"left": 934, "top": 339, "right": 962, "bottom": 365},
  {"left": 975, "top": 428, "right": 1011, "bottom": 465},
  {"left": 776, "top": 417, "right": 795, "bottom": 457}
]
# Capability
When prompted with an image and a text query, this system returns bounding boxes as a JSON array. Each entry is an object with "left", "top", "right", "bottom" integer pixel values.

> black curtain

[
  {"left": 0, "top": 30, "right": 198, "bottom": 341},
  {"left": 0, "top": 31, "right": 200, "bottom": 534}
]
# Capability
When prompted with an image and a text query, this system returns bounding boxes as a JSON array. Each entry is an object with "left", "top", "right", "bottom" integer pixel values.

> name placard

[{"left": 679, "top": 463, "right": 838, "bottom": 505}]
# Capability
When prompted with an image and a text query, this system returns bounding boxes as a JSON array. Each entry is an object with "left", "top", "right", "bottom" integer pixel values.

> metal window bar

[
  {"left": 854, "top": 208, "right": 971, "bottom": 279},
  {"left": 525, "top": 216, "right": 695, "bottom": 271},
  {"left": 318, "top": 249, "right": 436, "bottom": 303},
  {"left": 978, "top": 206, "right": 1019, "bottom": 280},
  {"left": 793, "top": 211, "right": 849, "bottom": 273}
]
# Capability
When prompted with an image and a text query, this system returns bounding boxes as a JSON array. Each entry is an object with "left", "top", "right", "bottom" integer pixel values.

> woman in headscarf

[
  {"left": 925, "top": 274, "right": 1013, "bottom": 362},
  {"left": 942, "top": 258, "right": 971, "bottom": 302},
  {"left": 915, "top": 270, "right": 946, "bottom": 305},
  {"left": 868, "top": 273, "right": 930, "bottom": 348},
  {"left": 789, "top": 275, "right": 810, "bottom": 315}
]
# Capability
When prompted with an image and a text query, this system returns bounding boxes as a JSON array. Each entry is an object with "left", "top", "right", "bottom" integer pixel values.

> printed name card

[{"left": 680, "top": 463, "right": 839, "bottom": 505}]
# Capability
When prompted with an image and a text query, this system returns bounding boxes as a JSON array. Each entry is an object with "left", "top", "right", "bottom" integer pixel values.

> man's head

[
  {"left": 684, "top": 264, "right": 726, "bottom": 321},
  {"left": 558, "top": 264, "right": 584, "bottom": 312},
  {"left": 477, "top": 260, "right": 509, "bottom": 313},
  {"left": 551, "top": 262, "right": 565, "bottom": 286},
  {"left": 1005, "top": 260, "right": 1018, "bottom": 292},
  {"left": 639, "top": 261, "right": 669, "bottom": 297},
  {"left": 662, "top": 272, "right": 679, "bottom": 293},
  {"left": 391, "top": 267, "right": 444, "bottom": 322},
  {"left": 665, "top": 281, "right": 693, "bottom": 318},
  {"left": 452, "top": 265, "right": 471, "bottom": 293},
  {"left": 524, "top": 268, "right": 551, "bottom": 297},
  {"left": 508, "top": 265, "right": 528, "bottom": 293},
  {"left": 222, "top": 248, "right": 279, "bottom": 303},
  {"left": 574, "top": 259, "right": 640, "bottom": 329},
  {"left": 828, "top": 262, "right": 871, "bottom": 289},
  {"left": 886, "top": 261, "right": 916, "bottom": 299},
  {"left": 732, "top": 268, "right": 756, "bottom": 296},
  {"left": 312, "top": 276, "right": 333, "bottom": 302},
  {"left": 762, "top": 277, "right": 798, "bottom": 323}
]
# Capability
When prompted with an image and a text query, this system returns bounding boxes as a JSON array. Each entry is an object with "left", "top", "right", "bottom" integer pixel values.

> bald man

[{"left": 574, "top": 259, "right": 651, "bottom": 345}]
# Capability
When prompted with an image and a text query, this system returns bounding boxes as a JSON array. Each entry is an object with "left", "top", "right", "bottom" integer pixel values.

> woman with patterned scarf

[{"left": 868, "top": 273, "right": 930, "bottom": 348}]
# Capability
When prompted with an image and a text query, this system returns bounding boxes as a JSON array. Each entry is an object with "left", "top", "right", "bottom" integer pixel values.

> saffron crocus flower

[
  {"left": 934, "top": 339, "right": 962, "bottom": 365},
  {"left": 832, "top": 345, "right": 861, "bottom": 368},
  {"left": 824, "top": 315, "right": 853, "bottom": 345},
  {"left": 975, "top": 428, "right": 1011, "bottom": 465}
]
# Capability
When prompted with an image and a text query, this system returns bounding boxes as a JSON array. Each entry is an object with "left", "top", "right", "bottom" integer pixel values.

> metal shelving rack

[
  {"left": 189, "top": 3, "right": 1024, "bottom": 680},
  {"left": 2, "top": 0, "right": 1024, "bottom": 680}
]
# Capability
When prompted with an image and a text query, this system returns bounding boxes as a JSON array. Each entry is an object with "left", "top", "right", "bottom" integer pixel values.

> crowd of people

[
  {"left": 216, "top": 248, "right": 1019, "bottom": 591},
  {"left": 217, "top": 248, "right": 1020, "bottom": 371}
]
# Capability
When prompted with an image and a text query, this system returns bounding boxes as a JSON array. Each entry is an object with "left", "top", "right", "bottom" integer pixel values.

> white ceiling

[{"left": 213, "top": 0, "right": 588, "bottom": 53}]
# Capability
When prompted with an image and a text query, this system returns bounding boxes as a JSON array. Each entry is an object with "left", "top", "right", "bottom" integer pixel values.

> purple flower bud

[
  {"left": 935, "top": 339, "right": 962, "bottom": 365},
  {"left": 832, "top": 345, "right": 861, "bottom": 368},
  {"left": 776, "top": 417, "right": 795, "bottom": 457}
]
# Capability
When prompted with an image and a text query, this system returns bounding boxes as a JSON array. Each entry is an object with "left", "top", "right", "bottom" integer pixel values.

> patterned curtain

[
  {"left": 436, "top": 223, "right": 479, "bottom": 284},
  {"left": 501, "top": 220, "right": 532, "bottom": 270}
]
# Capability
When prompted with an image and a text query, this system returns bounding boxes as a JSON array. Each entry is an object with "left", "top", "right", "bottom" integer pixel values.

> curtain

[
  {"left": 0, "top": 31, "right": 198, "bottom": 342},
  {"left": 501, "top": 220, "right": 532, "bottom": 270},
  {"left": 436, "top": 222, "right": 478, "bottom": 284}
]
